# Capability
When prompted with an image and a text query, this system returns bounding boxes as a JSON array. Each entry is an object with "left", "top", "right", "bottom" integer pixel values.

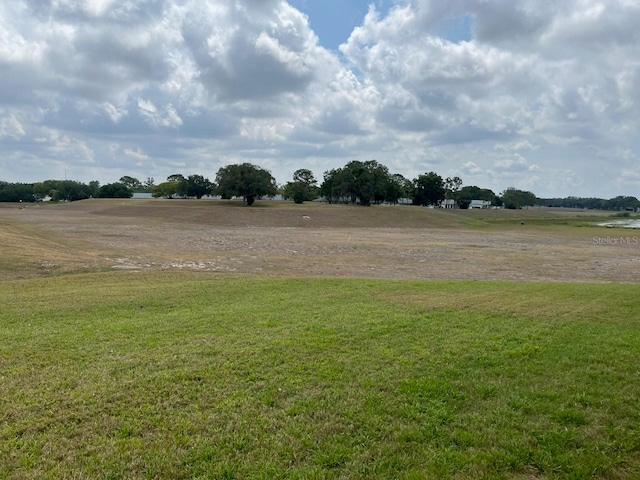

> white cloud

[
  {"left": 462, "top": 161, "right": 482, "bottom": 175},
  {"left": 0, "top": 0, "right": 638, "bottom": 198},
  {"left": 85, "top": 0, "right": 117, "bottom": 17},
  {"left": 494, "top": 158, "right": 532, "bottom": 173},
  {"left": 0, "top": 113, "right": 26, "bottom": 139},
  {"left": 124, "top": 148, "right": 150, "bottom": 162},
  {"left": 103, "top": 102, "right": 128, "bottom": 123},
  {"left": 616, "top": 169, "right": 640, "bottom": 189},
  {"left": 137, "top": 99, "right": 183, "bottom": 128},
  {"left": 494, "top": 141, "right": 536, "bottom": 152}
]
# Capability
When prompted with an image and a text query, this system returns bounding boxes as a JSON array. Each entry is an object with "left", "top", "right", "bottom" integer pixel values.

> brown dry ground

[{"left": 1, "top": 199, "right": 638, "bottom": 282}]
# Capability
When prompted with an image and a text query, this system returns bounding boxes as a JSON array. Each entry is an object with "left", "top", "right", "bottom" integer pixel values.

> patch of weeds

[
  {"left": 553, "top": 409, "right": 588, "bottom": 427},
  {"left": 610, "top": 211, "right": 632, "bottom": 218}
]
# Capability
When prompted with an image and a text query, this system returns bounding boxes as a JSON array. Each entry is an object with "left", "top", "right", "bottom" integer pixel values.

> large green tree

[
  {"left": 455, "top": 185, "right": 498, "bottom": 209},
  {"left": 412, "top": 172, "right": 445, "bottom": 206},
  {"left": 184, "top": 174, "right": 213, "bottom": 199},
  {"left": 282, "top": 169, "right": 319, "bottom": 204},
  {"left": 321, "top": 160, "right": 394, "bottom": 206},
  {"left": 215, "top": 163, "right": 277, "bottom": 206},
  {"left": 119, "top": 176, "right": 142, "bottom": 191},
  {"left": 166, "top": 174, "right": 188, "bottom": 198},
  {"left": 500, "top": 187, "right": 537, "bottom": 209},
  {"left": 96, "top": 182, "right": 133, "bottom": 198},
  {"left": 151, "top": 175, "right": 185, "bottom": 199},
  {"left": 151, "top": 181, "right": 179, "bottom": 199}
]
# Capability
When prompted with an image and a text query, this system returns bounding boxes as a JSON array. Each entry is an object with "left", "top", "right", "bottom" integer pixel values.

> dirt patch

[{"left": 1, "top": 200, "right": 638, "bottom": 282}]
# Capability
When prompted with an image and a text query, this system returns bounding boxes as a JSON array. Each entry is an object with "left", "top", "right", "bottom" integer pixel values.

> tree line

[
  {"left": 0, "top": 179, "right": 124, "bottom": 202},
  {"left": 539, "top": 196, "right": 640, "bottom": 211},
  {"left": 1, "top": 160, "right": 638, "bottom": 210}
]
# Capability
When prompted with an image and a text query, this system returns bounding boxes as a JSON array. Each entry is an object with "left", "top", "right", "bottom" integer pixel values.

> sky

[{"left": 1, "top": 0, "right": 639, "bottom": 198}]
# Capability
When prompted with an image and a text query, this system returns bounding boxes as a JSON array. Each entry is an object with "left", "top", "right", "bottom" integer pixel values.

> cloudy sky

[{"left": 1, "top": 0, "right": 639, "bottom": 198}]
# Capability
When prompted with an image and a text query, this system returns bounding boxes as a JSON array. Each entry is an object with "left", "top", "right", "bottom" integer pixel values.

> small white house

[
  {"left": 442, "top": 199, "right": 456, "bottom": 209},
  {"left": 469, "top": 199, "right": 491, "bottom": 209}
]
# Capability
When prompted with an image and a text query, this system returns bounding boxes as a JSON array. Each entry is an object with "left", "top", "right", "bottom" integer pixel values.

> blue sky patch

[{"left": 288, "top": 0, "right": 396, "bottom": 51}]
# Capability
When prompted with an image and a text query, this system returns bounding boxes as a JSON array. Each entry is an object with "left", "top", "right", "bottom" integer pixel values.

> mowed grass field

[{"left": 1, "top": 201, "right": 640, "bottom": 478}]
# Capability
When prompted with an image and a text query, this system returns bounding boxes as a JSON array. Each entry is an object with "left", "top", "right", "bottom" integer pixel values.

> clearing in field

[{"left": 0, "top": 199, "right": 638, "bottom": 282}]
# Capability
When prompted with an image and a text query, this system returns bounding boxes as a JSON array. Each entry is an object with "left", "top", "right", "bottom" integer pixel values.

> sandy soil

[{"left": 1, "top": 200, "right": 638, "bottom": 282}]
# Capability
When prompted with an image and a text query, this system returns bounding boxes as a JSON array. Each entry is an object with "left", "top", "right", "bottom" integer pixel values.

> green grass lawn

[{"left": 2, "top": 272, "right": 640, "bottom": 479}]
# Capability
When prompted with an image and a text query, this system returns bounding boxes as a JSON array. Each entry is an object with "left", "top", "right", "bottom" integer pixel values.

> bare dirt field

[{"left": 1, "top": 199, "right": 638, "bottom": 282}]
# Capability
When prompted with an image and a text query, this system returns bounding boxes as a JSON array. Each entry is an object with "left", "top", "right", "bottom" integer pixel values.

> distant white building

[
  {"left": 442, "top": 199, "right": 456, "bottom": 209},
  {"left": 470, "top": 199, "right": 491, "bottom": 209}
]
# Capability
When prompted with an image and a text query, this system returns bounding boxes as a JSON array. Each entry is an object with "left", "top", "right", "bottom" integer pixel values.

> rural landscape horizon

[{"left": 2, "top": 158, "right": 639, "bottom": 211}]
